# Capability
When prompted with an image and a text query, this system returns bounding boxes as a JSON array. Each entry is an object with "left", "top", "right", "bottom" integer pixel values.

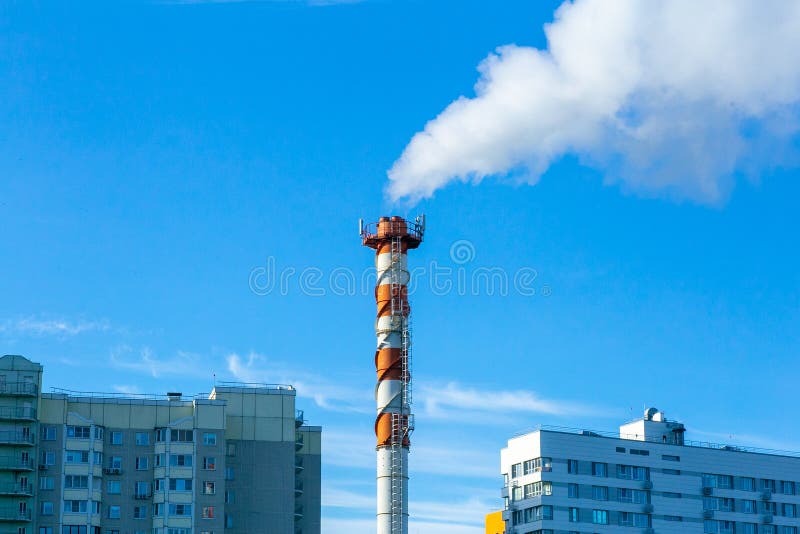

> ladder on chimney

[{"left": 389, "top": 413, "right": 404, "bottom": 534}]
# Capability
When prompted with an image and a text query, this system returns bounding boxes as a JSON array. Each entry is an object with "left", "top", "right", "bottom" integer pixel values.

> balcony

[
  {"left": 294, "top": 503, "right": 303, "bottom": 521},
  {"left": 0, "top": 383, "right": 38, "bottom": 397},
  {"left": 294, "top": 457, "right": 303, "bottom": 473},
  {"left": 295, "top": 432, "right": 304, "bottom": 451},
  {"left": 0, "top": 432, "right": 34, "bottom": 446},
  {"left": 0, "top": 508, "right": 31, "bottom": 522},
  {"left": 294, "top": 481, "right": 304, "bottom": 497},
  {"left": 0, "top": 407, "right": 36, "bottom": 422},
  {"left": 134, "top": 492, "right": 152, "bottom": 500},
  {"left": 0, "top": 483, "right": 33, "bottom": 497},
  {"left": 295, "top": 410, "right": 304, "bottom": 429},
  {"left": 0, "top": 457, "right": 33, "bottom": 471},
  {"left": 103, "top": 467, "right": 123, "bottom": 475}
]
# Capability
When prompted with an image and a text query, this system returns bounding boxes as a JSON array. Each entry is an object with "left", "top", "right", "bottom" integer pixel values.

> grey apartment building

[
  {"left": 500, "top": 408, "right": 800, "bottom": 534},
  {"left": 0, "top": 354, "right": 321, "bottom": 534}
]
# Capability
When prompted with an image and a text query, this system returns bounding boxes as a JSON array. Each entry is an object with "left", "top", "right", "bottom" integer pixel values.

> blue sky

[{"left": 2, "top": 1, "right": 800, "bottom": 532}]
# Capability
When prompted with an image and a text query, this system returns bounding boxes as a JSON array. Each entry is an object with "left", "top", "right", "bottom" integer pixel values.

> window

[
  {"left": 154, "top": 453, "right": 165, "bottom": 467},
  {"left": 782, "top": 481, "right": 796, "bottom": 495},
  {"left": 567, "top": 459, "right": 579, "bottom": 474},
  {"left": 591, "top": 462, "right": 607, "bottom": 477},
  {"left": 618, "top": 488, "right": 649, "bottom": 504},
  {"left": 617, "top": 464, "right": 649, "bottom": 480},
  {"left": 522, "top": 457, "right": 552, "bottom": 474},
  {"left": 763, "top": 501, "right": 778, "bottom": 515},
  {"left": 169, "top": 454, "right": 192, "bottom": 467},
  {"left": 630, "top": 448, "right": 649, "bottom": 456},
  {"left": 616, "top": 447, "right": 626, "bottom": 453},
  {"left": 154, "top": 479, "right": 164, "bottom": 492},
  {"left": 65, "top": 475, "right": 88, "bottom": 489},
  {"left": 203, "top": 433, "right": 217, "bottom": 446},
  {"left": 109, "top": 456, "right": 122, "bottom": 469},
  {"left": 64, "top": 450, "right": 88, "bottom": 464},
  {"left": 41, "top": 502, "right": 53, "bottom": 515},
  {"left": 135, "top": 432, "right": 149, "bottom": 446},
  {"left": 107, "top": 481, "right": 121, "bottom": 494},
  {"left": 742, "top": 500, "right": 757, "bottom": 514},
  {"left": 62, "top": 528, "right": 89, "bottom": 534},
  {"left": 203, "top": 457, "right": 216, "bottom": 470},
  {"left": 40, "top": 529, "right": 54, "bottom": 534},
  {"left": 169, "top": 478, "right": 192, "bottom": 491},
  {"left": 568, "top": 483, "right": 579, "bottom": 498},
  {"left": 135, "top": 481, "right": 150, "bottom": 497},
  {"left": 225, "top": 467, "right": 234, "bottom": 480},
  {"left": 783, "top": 503, "right": 797, "bottom": 518},
  {"left": 662, "top": 454, "right": 680, "bottom": 461},
  {"left": 42, "top": 426, "right": 56, "bottom": 440},
  {"left": 741, "top": 477, "right": 756, "bottom": 491},
  {"left": 91, "top": 501, "right": 100, "bottom": 515},
  {"left": 226, "top": 515, "right": 233, "bottom": 528},
  {"left": 107, "top": 506, "right": 120, "bottom": 519},
  {"left": 202, "top": 506, "right": 215, "bottom": 519},
  {"left": 664, "top": 468, "right": 681, "bottom": 475},
  {"left": 133, "top": 506, "right": 147, "bottom": 519},
  {"left": 109, "top": 431, "right": 122, "bottom": 445},
  {"left": 64, "top": 500, "right": 88, "bottom": 513},
  {"left": 93, "top": 451, "right": 102, "bottom": 465},
  {"left": 705, "top": 520, "right": 737, "bottom": 534},
  {"left": 203, "top": 481, "right": 216, "bottom": 495},
  {"left": 663, "top": 491, "right": 682, "bottom": 498},
  {"left": 135, "top": 456, "right": 148, "bottom": 470},
  {"left": 94, "top": 427, "right": 103, "bottom": 440},
  {"left": 781, "top": 527, "right": 798, "bottom": 534},
  {"left": 592, "top": 486, "right": 608, "bottom": 501},
  {"left": 511, "top": 463, "right": 522, "bottom": 478},
  {"left": 226, "top": 442, "right": 236, "bottom": 456},
  {"left": 168, "top": 504, "right": 192, "bottom": 516},
  {"left": 740, "top": 524, "right": 757, "bottom": 534},
  {"left": 568, "top": 507, "right": 579, "bottom": 522},
  {"left": 153, "top": 503, "right": 164, "bottom": 517},
  {"left": 592, "top": 509, "right": 609, "bottom": 525},
  {"left": 761, "top": 479, "right": 777, "bottom": 492},
  {"left": 41, "top": 451, "right": 55, "bottom": 466},
  {"left": 170, "top": 429, "right": 193, "bottom": 442},
  {"left": 523, "top": 481, "right": 552, "bottom": 498},
  {"left": 224, "top": 490, "right": 234, "bottom": 504},
  {"left": 155, "top": 428, "right": 167, "bottom": 442},
  {"left": 40, "top": 476, "right": 55, "bottom": 490},
  {"left": 66, "top": 426, "right": 90, "bottom": 439}
]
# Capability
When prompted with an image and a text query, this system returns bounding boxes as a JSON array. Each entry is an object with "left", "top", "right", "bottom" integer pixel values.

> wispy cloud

[
  {"left": 109, "top": 346, "right": 214, "bottom": 380},
  {"left": 1, "top": 317, "right": 111, "bottom": 337},
  {"left": 418, "top": 381, "right": 604, "bottom": 424},
  {"left": 323, "top": 429, "right": 498, "bottom": 479},
  {"left": 227, "top": 352, "right": 371, "bottom": 412},
  {"left": 112, "top": 384, "right": 143, "bottom": 395}
]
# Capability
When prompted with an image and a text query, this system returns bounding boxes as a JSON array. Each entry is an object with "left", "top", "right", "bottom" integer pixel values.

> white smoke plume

[{"left": 388, "top": 0, "right": 800, "bottom": 204}]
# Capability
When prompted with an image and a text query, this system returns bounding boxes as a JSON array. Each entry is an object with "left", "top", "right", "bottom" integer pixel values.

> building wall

[
  {"left": 501, "top": 428, "right": 800, "bottom": 534},
  {"left": 295, "top": 426, "right": 322, "bottom": 534},
  {"left": 0, "top": 355, "right": 321, "bottom": 534}
]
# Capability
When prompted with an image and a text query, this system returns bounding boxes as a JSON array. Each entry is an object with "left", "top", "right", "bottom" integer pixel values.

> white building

[{"left": 500, "top": 408, "right": 800, "bottom": 534}]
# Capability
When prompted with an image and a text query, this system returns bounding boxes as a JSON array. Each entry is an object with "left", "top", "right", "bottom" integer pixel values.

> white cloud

[
  {"left": 109, "top": 346, "right": 213, "bottom": 379},
  {"left": 226, "top": 352, "right": 371, "bottom": 413},
  {"left": 323, "top": 429, "right": 498, "bottom": 479},
  {"left": 1, "top": 317, "right": 110, "bottom": 337},
  {"left": 112, "top": 384, "right": 142, "bottom": 395},
  {"left": 388, "top": 0, "right": 800, "bottom": 204},
  {"left": 418, "top": 381, "right": 604, "bottom": 423}
]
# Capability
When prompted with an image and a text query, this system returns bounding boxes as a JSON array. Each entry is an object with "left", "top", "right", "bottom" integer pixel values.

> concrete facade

[
  {"left": 0, "top": 354, "right": 321, "bottom": 534},
  {"left": 499, "top": 409, "right": 800, "bottom": 534}
]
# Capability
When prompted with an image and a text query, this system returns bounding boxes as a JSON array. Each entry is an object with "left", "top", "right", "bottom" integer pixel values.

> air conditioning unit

[
  {"left": 38, "top": 464, "right": 48, "bottom": 471},
  {"left": 642, "top": 480, "right": 653, "bottom": 490},
  {"left": 762, "top": 514, "right": 774, "bottom": 524},
  {"left": 761, "top": 490, "right": 773, "bottom": 500},
  {"left": 703, "top": 510, "right": 715, "bottom": 519},
  {"left": 642, "top": 504, "right": 654, "bottom": 514},
  {"left": 702, "top": 486, "right": 713, "bottom": 496}
]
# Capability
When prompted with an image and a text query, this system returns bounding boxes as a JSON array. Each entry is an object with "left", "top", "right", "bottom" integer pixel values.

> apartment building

[
  {"left": 499, "top": 408, "right": 800, "bottom": 534},
  {"left": 0, "top": 354, "right": 321, "bottom": 534}
]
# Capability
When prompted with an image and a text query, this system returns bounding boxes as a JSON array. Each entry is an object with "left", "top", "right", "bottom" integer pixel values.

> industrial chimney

[{"left": 360, "top": 215, "right": 425, "bottom": 534}]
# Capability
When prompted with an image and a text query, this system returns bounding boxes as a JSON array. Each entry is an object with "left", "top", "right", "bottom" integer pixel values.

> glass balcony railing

[
  {"left": 0, "top": 483, "right": 33, "bottom": 496},
  {"left": 0, "top": 407, "right": 36, "bottom": 421},
  {"left": 0, "top": 507, "right": 32, "bottom": 521},
  {"left": 0, "top": 457, "right": 34, "bottom": 471},
  {"left": 0, "top": 432, "right": 34, "bottom": 446},
  {"left": 0, "top": 383, "right": 38, "bottom": 397}
]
